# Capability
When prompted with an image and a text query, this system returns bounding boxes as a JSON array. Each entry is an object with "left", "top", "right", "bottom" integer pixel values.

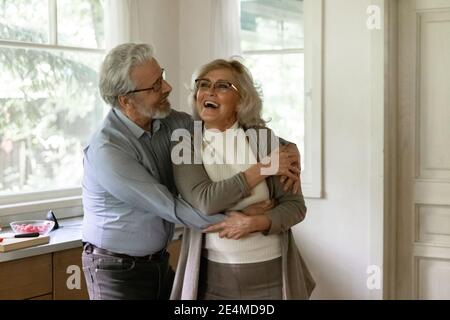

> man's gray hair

[
  {"left": 188, "top": 59, "right": 266, "bottom": 129},
  {"left": 99, "top": 43, "right": 155, "bottom": 108}
]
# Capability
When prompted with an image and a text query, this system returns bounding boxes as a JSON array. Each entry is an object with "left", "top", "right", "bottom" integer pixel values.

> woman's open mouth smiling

[{"left": 204, "top": 101, "right": 220, "bottom": 109}]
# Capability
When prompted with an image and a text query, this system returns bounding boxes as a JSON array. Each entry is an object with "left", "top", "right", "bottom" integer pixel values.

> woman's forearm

[
  {"left": 174, "top": 163, "right": 251, "bottom": 214},
  {"left": 243, "top": 163, "right": 266, "bottom": 189}
]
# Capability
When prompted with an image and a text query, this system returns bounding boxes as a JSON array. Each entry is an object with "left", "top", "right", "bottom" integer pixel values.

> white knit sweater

[{"left": 202, "top": 122, "right": 281, "bottom": 264}]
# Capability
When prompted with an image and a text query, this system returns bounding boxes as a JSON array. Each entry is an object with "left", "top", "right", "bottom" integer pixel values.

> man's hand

[
  {"left": 203, "top": 211, "right": 271, "bottom": 240},
  {"left": 279, "top": 144, "right": 301, "bottom": 194},
  {"left": 241, "top": 199, "right": 275, "bottom": 216}
]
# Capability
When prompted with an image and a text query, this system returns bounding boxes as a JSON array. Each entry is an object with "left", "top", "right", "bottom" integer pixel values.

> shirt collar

[
  {"left": 113, "top": 108, "right": 161, "bottom": 138},
  {"left": 152, "top": 119, "right": 161, "bottom": 135}
]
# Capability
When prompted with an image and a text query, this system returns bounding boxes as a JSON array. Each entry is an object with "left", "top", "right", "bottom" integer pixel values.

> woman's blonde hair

[{"left": 188, "top": 59, "right": 266, "bottom": 129}]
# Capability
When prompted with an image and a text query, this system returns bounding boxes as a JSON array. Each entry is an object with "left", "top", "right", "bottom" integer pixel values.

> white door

[{"left": 397, "top": 0, "right": 450, "bottom": 299}]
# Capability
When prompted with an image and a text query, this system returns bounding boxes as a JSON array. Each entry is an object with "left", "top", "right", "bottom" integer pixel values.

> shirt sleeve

[
  {"left": 264, "top": 176, "right": 307, "bottom": 235},
  {"left": 171, "top": 128, "right": 251, "bottom": 214},
  {"left": 248, "top": 126, "right": 305, "bottom": 234},
  {"left": 173, "top": 162, "right": 251, "bottom": 214},
  {"left": 89, "top": 142, "right": 223, "bottom": 229}
]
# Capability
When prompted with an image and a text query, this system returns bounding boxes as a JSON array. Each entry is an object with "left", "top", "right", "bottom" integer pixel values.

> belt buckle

[{"left": 83, "top": 242, "right": 94, "bottom": 254}]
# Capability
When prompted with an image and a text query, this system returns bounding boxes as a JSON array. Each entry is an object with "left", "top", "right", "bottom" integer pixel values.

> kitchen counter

[
  {"left": 0, "top": 217, "right": 184, "bottom": 299},
  {"left": 0, "top": 216, "right": 83, "bottom": 263},
  {"left": 0, "top": 217, "right": 184, "bottom": 263}
]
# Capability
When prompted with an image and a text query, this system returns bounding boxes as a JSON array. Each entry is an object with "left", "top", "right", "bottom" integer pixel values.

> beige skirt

[{"left": 198, "top": 256, "right": 282, "bottom": 300}]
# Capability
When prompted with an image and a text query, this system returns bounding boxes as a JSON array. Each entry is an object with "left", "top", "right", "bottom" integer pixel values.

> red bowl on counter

[{"left": 10, "top": 220, "right": 55, "bottom": 236}]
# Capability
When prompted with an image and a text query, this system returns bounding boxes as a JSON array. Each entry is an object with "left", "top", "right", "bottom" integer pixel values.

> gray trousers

[
  {"left": 82, "top": 247, "right": 174, "bottom": 300},
  {"left": 198, "top": 257, "right": 283, "bottom": 300}
]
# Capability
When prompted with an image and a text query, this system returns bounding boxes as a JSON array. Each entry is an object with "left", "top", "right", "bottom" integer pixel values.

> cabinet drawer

[{"left": 0, "top": 254, "right": 52, "bottom": 300}]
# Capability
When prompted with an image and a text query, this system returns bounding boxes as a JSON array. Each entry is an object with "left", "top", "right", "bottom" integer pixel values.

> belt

[{"left": 83, "top": 243, "right": 166, "bottom": 262}]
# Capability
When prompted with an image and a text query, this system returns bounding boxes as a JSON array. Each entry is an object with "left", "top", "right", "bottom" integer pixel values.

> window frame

[
  {"left": 241, "top": 0, "right": 323, "bottom": 198},
  {"left": 302, "top": 0, "right": 323, "bottom": 198},
  {"left": 0, "top": 0, "right": 105, "bottom": 220}
]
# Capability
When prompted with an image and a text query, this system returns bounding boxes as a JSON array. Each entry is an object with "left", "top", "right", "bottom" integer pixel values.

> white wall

[
  {"left": 138, "top": 0, "right": 181, "bottom": 108},
  {"left": 141, "top": 0, "right": 379, "bottom": 299},
  {"left": 297, "top": 0, "right": 374, "bottom": 299},
  {"left": 138, "top": 0, "right": 215, "bottom": 112},
  {"left": 178, "top": 0, "right": 213, "bottom": 113}
]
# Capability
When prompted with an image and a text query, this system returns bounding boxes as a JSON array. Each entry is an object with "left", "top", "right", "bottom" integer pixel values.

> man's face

[{"left": 128, "top": 58, "right": 172, "bottom": 119}]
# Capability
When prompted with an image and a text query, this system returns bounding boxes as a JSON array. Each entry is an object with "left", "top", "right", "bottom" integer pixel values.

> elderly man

[{"left": 81, "top": 43, "right": 300, "bottom": 300}]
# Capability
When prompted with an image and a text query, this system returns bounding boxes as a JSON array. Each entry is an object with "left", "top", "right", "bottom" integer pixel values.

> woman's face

[{"left": 195, "top": 68, "right": 240, "bottom": 131}]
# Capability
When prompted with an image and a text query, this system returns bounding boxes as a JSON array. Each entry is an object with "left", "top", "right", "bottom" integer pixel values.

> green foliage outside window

[{"left": 0, "top": 0, "right": 105, "bottom": 195}]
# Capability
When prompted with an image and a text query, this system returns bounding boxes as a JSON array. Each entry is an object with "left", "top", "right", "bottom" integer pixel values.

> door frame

[
  {"left": 368, "top": 0, "right": 399, "bottom": 300},
  {"left": 382, "top": 0, "right": 399, "bottom": 300},
  {"left": 386, "top": 0, "right": 450, "bottom": 299}
]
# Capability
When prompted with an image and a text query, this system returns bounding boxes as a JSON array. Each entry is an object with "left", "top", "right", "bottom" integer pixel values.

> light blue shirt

[{"left": 82, "top": 108, "right": 223, "bottom": 256}]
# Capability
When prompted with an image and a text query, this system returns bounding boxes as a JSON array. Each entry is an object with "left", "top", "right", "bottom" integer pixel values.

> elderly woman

[{"left": 170, "top": 59, "right": 315, "bottom": 300}]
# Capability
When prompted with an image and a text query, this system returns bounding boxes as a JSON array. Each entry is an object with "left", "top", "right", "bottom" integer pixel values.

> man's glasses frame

[{"left": 125, "top": 69, "right": 166, "bottom": 95}]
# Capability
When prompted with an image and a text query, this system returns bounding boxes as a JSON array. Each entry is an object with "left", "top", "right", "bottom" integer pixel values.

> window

[
  {"left": 0, "top": 0, "right": 105, "bottom": 217},
  {"left": 240, "top": 0, "right": 322, "bottom": 197}
]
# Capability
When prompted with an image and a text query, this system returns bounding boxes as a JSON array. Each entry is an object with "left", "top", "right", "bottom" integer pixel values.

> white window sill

[{"left": 0, "top": 196, "right": 83, "bottom": 227}]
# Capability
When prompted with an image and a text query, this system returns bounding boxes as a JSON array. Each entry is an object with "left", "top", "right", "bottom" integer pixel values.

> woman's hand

[
  {"left": 261, "top": 146, "right": 299, "bottom": 181},
  {"left": 241, "top": 199, "right": 275, "bottom": 216},
  {"left": 203, "top": 211, "right": 271, "bottom": 240},
  {"left": 278, "top": 144, "right": 301, "bottom": 194},
  {"left": 242, "top": 144, "right": 301, "bottom": 192}
]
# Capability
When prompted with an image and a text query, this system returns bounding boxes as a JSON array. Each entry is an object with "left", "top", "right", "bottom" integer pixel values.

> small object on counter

[
  {"left": 46, "top": 210, "right": 60, "bottom": 231},
  {"left": 14, "top": 232, "right": 40, "bottom": 238}
]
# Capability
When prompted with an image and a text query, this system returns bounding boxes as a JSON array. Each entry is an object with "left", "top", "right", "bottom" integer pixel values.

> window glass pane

[
  {"left": 0, "top": 0, "right": 49, "bottom": 44},
  {"left": 245, "top": 53, "right": 305, "bottom": 168},
  {"left": 241, "top": 0, "right": 304, "bottom": 51},
  {"left": 0, "top": 47, "right": 105, "bottom": 195},
  {"left": 57, "top": 0, "right": 105, "bottom": 48}
]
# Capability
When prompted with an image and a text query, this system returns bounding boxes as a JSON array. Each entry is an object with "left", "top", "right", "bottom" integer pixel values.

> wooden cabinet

[
  {"left": 0, "top": 254, "right": 52, "bottom": 300},
  {"left": 0, "top": 239, "right": 182, "bottom": 300},
  {"left": 29, "top": 294, "right": 53, "bottom": 300},
  {"left": 0, "top": 248, "right": 87, "bottom": 300},
  {"left": 53, "top": 247, "right": 89, "bottom": 300},
  {"left": 167, "top": 239, "right": 181, "bottom": 270}
]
